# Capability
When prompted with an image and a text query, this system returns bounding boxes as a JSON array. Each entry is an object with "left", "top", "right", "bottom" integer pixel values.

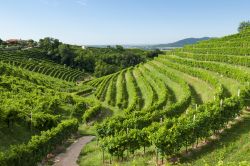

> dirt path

[{"left": 53, "top": 136, "right": 95, "bottom": 166}]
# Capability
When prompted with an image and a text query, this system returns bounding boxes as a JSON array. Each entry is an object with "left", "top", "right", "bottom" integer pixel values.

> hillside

[
  {"left": 0, "top": 48, "right": 86, "bottom": 82},
  {"left": 1, "top": 29, "right": 250, "bottom": 166},
  {"left": 90, "top": 37, "right": 211, "bottom": 50},
  {"left": 79, "top": 28, "right": 250, "bottom": 166},
  {"left": 0, "top": 37, "right": 161, "bottom": 165},
  {"left": 154, "top": 37, "right": 211, "bottom": 48},
  {"left": 0, "top": 50, "right": 101, "bottom": 165},
  {"left": 1, "top": 0, "right": 250, "bottom": 165}
]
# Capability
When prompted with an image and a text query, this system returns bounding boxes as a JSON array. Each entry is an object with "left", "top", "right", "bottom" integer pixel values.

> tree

[
  {"left": 38, "top": 37, "right": 61, "bottom": 61},
  {"left": 238, "top": 21, "right": 250, "bottom": 32},
  {"left": 27, "top": 39, "right": 36, "bottom": 47},
  {"left": 0, "top": 38, "right": 3, "bottom": 45},
  {"left": 74, "top": 51, "right": 95, "bottom": 72},
  {"left": 94, "top": 61, "right": 119, "bottom": 77},
  {"left": 115, "top": 45, "right": 124, "bottom": 52},
  {"left": 58, "top": 44, "right": 74, "bottom": 65},
  {"left": 147, "top": 49, "right": 162, "bottom": 58},
  {"left": 39, "top": 37, "right": 60, "bottom": 52}
]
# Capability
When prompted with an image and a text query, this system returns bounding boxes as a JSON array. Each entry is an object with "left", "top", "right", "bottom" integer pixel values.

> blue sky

[{"left": 0, "top": 0, "right": 249, "bottom": 45}]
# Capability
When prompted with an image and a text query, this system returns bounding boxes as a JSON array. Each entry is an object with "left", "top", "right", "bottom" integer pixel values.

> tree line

[{"left": 38, "top": 37, "right": 162, "bottom": 77}]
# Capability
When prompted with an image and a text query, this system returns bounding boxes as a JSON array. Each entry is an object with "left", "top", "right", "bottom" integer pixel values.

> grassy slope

[
  {"left": 144, "top": 63, "right": 183, "bottom": 103},
  {"left": 203, "top": 69, "right": 242, "bottom": 97},
  {"left": 181, "top": 111, "right": 250, "bottom": 166},
  {"left": 152, "top": 60, "right": 214, "bottom": 103}
]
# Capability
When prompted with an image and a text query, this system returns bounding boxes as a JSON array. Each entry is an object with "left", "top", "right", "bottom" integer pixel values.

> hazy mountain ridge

[
  {"left": 154, "top": 37, "right": 211, "bottom": 48},
  {"left": 88, "top": 37, "right": 211, "bottom": 50}
]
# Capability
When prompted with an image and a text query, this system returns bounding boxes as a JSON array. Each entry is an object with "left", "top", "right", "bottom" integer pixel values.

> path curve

[{"left": 53, "top": 136, "right": 95, "bottom": 166}]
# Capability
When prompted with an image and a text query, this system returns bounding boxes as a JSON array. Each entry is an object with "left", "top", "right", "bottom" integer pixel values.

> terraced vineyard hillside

[
  {"left": 0, "top": 60, "right": 97, "bottom": 165},
  {"left": 0, "top": 44, "right": 153, "bottom": 165},
  {"left": 1, "top": 28, "right": 250, "bottom": 166},
  {"left": 0, "top": 48, "right": 86, "bottom": 82},
  {"left": 81, "top": 28, "right": 250, "bottom": 165}
]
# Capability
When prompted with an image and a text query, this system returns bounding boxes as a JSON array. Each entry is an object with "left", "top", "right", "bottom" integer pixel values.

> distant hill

[
  {"left": 153, "top": 37, "right": 211, "bottom": 48},
  {"left": 123, "top": 37, "right": 212, "bottom": 50},
  {"left": 88, "top": 37, "right": 212, "bottom": 50}
]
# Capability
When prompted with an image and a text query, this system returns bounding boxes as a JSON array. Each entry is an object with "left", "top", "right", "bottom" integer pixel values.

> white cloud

[{"left": 75, "top": 0, "right": 87, "bottom": 6}]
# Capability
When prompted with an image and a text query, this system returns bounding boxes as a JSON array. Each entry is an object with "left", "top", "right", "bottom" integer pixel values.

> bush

[
  {"left": 82, "top": 104, "right": 102, "bottom": 123},
  {"left": 238, "top": 21, "right": 250, "bottom": 32},
  {"left": 71, "top": 101, "right": 88, "bottom": 122},
  {"left": 0, "top": 119, "right": 78, "bottom": 166}
]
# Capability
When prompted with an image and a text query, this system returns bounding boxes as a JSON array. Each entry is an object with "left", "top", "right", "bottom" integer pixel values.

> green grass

[
  {"left": 152, "top": 60, "right": 214, "bottom": 103},
  {"left": 144, "top": 63, "right": 183, "bottom": 103},
  {"left": 78, "top": 139, "right": 103, "bottom": 166},
  {"left": 86, "top": 92, "right": 123, "bottom": 116},
  {"left": 202, "top": 69, "right": 243, "bottom": 97},
  {"left": 78, "top": 124, "right": 96, "bottom": 136},
  {"left": 78, "top": 138, "right": 156, "bottom": 166}
]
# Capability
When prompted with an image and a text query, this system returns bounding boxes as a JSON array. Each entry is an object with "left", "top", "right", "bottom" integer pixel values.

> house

[{"left": 6, "top": 39, "right": 20, "bottom": 45}]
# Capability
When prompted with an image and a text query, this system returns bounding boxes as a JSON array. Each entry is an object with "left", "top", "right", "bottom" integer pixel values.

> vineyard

[
  {"left": 0, "top": 58, "right": 96, "bottom": 165},
  {"left": 80, "top": 28, "right": 250, "bottom": 165},
  {"left": 1, "top": 28, "right": 250, "bottom": 166},
  {"left": 0, "top": 48, "right": 86, "bottom": 82}
]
